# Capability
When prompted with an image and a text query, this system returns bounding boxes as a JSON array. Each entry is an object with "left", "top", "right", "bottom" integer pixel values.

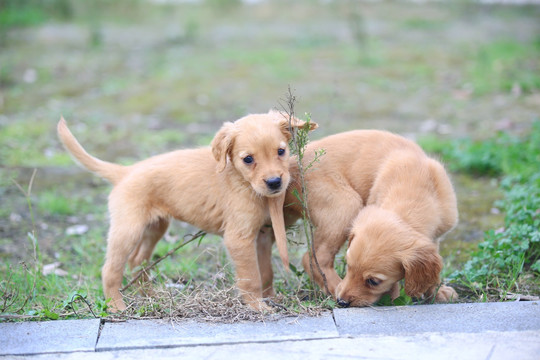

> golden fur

[
  {"left": 282, "top": 130, "right": 458, "bottom": 306},
  {"left": 57, "top": 111, "right": 316, "bottom": 312}
]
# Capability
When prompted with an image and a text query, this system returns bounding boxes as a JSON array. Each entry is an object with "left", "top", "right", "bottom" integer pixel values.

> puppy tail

[
  {"left": 57, "top": 117, "right": 128, "bottom": 185},
  {"left": 268, "top": 193, "right": 290, "bottom": 271}
]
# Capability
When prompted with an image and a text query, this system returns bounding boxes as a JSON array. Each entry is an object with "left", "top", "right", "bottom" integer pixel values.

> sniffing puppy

[
  {"left": 57, "top": 111, "right": 317, "bottom": 311},
  {"left": 283, "top": 130, "right": 458, "bottom": 306}
]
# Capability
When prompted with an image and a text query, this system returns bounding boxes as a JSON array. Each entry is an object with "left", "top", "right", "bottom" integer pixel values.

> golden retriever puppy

[
  {"left": 57, "top": 111, "right": 317, "bottom": 312},
  {"left": 283, "top": 130, "right": 458, "bottom": 306}
]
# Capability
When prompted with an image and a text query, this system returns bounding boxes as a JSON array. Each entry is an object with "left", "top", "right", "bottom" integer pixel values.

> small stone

[
  {"left": 42, "top": 262, "right": 68, "bottom": 276},
  {"left": 9, "top": 213, "right": 22, "bottom": 222},
  {"left": 65, "top": 224, "right": 89, "bottom": 236}
]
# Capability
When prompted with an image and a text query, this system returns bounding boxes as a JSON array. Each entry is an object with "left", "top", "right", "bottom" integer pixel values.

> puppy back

[{"left": 427, "top": 158, "right": 458, "bottom": 237}]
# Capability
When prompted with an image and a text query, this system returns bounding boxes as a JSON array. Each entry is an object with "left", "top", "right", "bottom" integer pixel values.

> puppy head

[
  {"left": 211, "top": 110, "right": 317, "bottom": 197},
  {"left": 336, "top": 207, "right": 442, "bottom": 307}
]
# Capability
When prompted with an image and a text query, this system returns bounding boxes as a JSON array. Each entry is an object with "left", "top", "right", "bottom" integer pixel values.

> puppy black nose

[
  {"left": 265, "top": 177, "right": 282, "bottom": 191},
  {"left": 337, "top": 298, "right": 350, "bottom": 308}
]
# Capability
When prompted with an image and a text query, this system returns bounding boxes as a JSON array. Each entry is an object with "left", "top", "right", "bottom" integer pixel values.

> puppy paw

[
  {"left": 262, "top": 287, "right": 276, "bottom": 299},
  {"left": 388, "top": 282, "right": 401, "bottom": 301},
  {"left": 107, "top": 298, "right": 127, "bottom": 313},
  {"left": 247, "top": 298, "right": 274, "bottom": 313},
  {"left": 434, "top": 285, "right": 458, "bottom": 303}
]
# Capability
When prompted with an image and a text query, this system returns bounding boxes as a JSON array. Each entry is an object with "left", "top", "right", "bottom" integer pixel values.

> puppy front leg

[
  {"left": 387, "top": 282, "right": 401, "bottom": 301},
  {"left": 224, "top": 230, "right": 269, "bottom": 311},
  {"left": 256, "top": 226, "right": 275, "bottom": 299}
]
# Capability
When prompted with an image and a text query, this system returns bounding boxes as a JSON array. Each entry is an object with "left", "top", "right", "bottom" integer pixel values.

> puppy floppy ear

[
  {"left": 402, "top": 240, "right": 443, "bottom": 298},
  {"left": 211, "top": 122, "right": 235, "bottom": 172},
  {"left": 347, "top": 233, "right": 354, "bottom": 249},
  {"left": 268, "top": 109, "right": 318, "bottom": 140}
]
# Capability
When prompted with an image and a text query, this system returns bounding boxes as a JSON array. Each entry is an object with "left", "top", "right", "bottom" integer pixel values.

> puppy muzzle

[
  {"left": 265, "top": 177, "right": 282, "bottom": 192},
  {"left": 337, "top": 298, "right": 350, "bottom": 308}
]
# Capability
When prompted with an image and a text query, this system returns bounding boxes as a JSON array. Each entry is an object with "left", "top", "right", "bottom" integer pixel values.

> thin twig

[
  {"left": 11, "top": 169, "right": 37, "bottom": 235},
  {"left": 0, "top": 268, "right": 17, "bottom": 312},
  {"left": 121, "top": 231, "right": 206, "bottom": 292},
  {"left": 70, "top": 294, "right": 98, "bottom": 318}
]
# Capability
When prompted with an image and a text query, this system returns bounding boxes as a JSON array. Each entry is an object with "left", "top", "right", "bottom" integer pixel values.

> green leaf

[{"left": 43, "top": 309, "right": 59, "bottom": 320}]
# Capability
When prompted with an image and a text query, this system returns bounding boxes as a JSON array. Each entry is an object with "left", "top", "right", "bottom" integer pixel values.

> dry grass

[
  {"left": 102, "top": 228, "right": 333, "bottom": 323},
  {"left": 110, "top": 271, "right": 332, "bottom": 323}
]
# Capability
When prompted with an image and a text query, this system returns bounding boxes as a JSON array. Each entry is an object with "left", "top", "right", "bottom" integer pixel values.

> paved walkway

[{"left": 1, "top": 301, "right": 539, "bottom": 359}]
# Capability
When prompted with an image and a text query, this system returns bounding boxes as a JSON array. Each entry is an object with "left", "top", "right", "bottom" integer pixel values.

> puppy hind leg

[
  {"left": 102, "top": 221, "right": 147, "bottom": 312},
  {"left": 302, "top": 230, "right": 347, "bottom": 297},
  {"left": 127, "top": 218, "right": 170, "bottom": 296},
  {"left": 302, "top": 244, "right": 341, "bottom": 297},
  {"left": 302, "top": 189, "right": 363, "bottom": 297},
  {"left": 128, "top": 218, "right": 170, "bottom": 269}
]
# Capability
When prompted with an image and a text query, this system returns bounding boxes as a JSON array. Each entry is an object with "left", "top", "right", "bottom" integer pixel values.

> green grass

[
  {"left": 37, "top": 191, "right": 76, "bottom": 216},
  {"left": 421, "top": 121, "right": 540, "bottom": 177},
  {"left": 421, "top": 121, "right": 540, "bottom": 300},
  {"left": 465, "top": 38, "right": 540, "bottom": 95},
  {"left": 0, "top": 212, "right": 107, "bottom": 320},
  {"left": 452, "top": 173, "right": 540, "bottom": 298},
  {"left": 0, "top": 0, "right": 51, "bottom": 29}
]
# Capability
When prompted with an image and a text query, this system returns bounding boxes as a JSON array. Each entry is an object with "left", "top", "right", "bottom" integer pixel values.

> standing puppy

[
  {"left": 58, "top": 111, "right": 317, "bottom": 311},
  {"left": 283, "top": 130, "right": 458, "bottom": 306}
]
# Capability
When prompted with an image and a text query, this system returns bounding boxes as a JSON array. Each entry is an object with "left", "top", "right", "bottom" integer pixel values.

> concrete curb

[
  {"left": 1, "top": 301, "right": 539, "bottom": 359},
  {"left": 334, "top": 300, "right": 540, "bottom": 336}
]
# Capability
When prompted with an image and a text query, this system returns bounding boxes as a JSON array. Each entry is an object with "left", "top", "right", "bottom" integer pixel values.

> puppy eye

[
  {"left": 277, "top": 148, "right": 286, "bottom": 156},
  {"left": 243, "top": 156, "right": 254, "bottom": 164},
  {"left": 366, "top": 278, "right": 380, "bottom": 287}
]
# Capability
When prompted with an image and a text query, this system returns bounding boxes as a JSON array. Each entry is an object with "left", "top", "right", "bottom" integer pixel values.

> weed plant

[{"left": 279, "top": 88, "right": 329, "bottom": 297}]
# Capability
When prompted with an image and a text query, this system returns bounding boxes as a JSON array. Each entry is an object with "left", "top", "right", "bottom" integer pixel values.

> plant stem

[
  {"left": 279, "top": 86, "right": 330, "bottom": 297},
  {"left": 121, "top": 231, "right": 206, "bottom": 292}
]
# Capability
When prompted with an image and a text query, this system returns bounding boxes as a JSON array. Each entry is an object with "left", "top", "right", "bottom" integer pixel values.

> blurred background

[{"left": 0, "top": 0, "right": 539, "bottom": 310}]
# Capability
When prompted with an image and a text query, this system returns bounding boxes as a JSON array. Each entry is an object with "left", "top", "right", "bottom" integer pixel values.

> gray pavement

[{"left": 1, "top": 301, "right": 539, "bottom": 359}]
